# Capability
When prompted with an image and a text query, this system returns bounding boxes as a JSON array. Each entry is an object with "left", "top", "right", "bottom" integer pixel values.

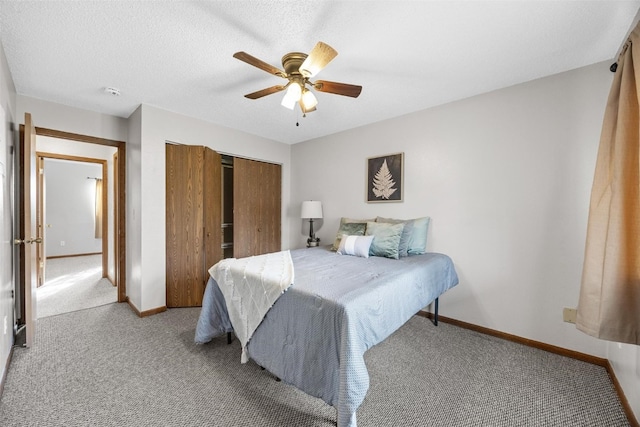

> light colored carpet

[
  {"left": 0, "top": 303, "right": 630, "bottom": 426},
  {"left": 36, "top": 255, "right": 117, "bottom": 318}
]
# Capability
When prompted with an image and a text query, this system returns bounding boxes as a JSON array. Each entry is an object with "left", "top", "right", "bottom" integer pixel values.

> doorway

[
  {"left": 36, "top": 154, "right": 116, "bottom": 318},
  {"left": 16, "top": 125, "right": 126, "bottom": 337},
  {"left": 36, "top": 153, "right": 111, "bottom": 284}
]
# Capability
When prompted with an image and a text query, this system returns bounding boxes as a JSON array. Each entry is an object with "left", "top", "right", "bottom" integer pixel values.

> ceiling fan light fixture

[
  {"left": 281, "top": 93, "right": 297, "bottom": 110},
  {"left": 281, "top": 82, "right": 302, "bottom": 110},
  {"left": 301, "top": 89, "right": 318, "bottom": 110},
  {"left": 286, "top": 82, "right": 302, "bottom": 100},
  {"left": 234, "top": 41, "right": 360, "bottom": 113}
]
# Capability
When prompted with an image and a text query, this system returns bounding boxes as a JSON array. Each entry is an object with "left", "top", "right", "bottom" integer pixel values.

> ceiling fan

[{"left": 233, "top": 42, "right": 362, "bottom": 114}]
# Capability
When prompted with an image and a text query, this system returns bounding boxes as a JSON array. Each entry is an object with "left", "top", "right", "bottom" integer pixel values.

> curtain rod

[
  {"left": 87, "top": 177, "right": 101, "bottom": 180},
  {"left": 611, "top": 8, "right": 640, "bottom": 72}
]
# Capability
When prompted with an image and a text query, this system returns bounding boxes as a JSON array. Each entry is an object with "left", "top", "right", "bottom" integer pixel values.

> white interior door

[{"left": 22, "top": 112, "right": 38, "bottom": 347}]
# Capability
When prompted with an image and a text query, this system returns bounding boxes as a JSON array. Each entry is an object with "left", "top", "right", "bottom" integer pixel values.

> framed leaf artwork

[{"left": 367, "top": 152, "right": 403, "bottom": 203}]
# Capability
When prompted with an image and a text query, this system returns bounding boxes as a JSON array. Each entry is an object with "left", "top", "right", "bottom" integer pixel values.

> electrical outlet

[
  {"left": 60, "top": 240, "right": 65, "bottom": 246},
  {"left": 563, "top": 307, "right": 577, "bottom": 324},
  {"left": 3, "top": 316, "right": 7, "bottom": 335}
]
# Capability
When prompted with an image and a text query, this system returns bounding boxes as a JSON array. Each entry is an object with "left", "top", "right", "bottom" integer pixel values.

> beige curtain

[
  {"left": 94, "top": 178, "right": 103, "bottom": 239},
  {"left": 576, "top": 23, "right": 640, "bottom": 345}
]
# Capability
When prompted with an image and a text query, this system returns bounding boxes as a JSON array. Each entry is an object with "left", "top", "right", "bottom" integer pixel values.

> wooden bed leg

[{"left": 227, "top": 332, "right": 233, "bottom": 344}]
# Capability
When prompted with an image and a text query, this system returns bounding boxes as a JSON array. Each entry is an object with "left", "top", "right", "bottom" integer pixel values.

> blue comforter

[{"left": 195, "top": 246, "right": 459, "bottom": 427}]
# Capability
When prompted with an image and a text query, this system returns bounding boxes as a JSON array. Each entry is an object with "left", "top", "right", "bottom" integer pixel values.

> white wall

[
  {"left": 127, "top": 105, "right": 291, "bottom": 312},
  {"left": 16, "top": 96, "right": 128, "bottom": 143},
  {"left": 609, "top": 343, "right": 640, "bottom": 419},
  {"left": 43, "top": 159, "right": 102, "bottom": 257},
  {"left": 291, "top": 61, "right": 640, "bottom": 420},
  {"left": 291, "top": 64, "right": 612, "bottom": 357},
  {"left": 291, "top": 63, "right": 612, "bottom": 353},
  {"left": 126, "top": 106, "right": 142, "bottom": 311},
  {"left": 0, "top": 38, "right": 16, "bottom": 392}
]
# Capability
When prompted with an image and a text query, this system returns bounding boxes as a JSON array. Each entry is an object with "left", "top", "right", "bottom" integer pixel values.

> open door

[
  {"left": 36, "top": 154, "right": 45, "bottom": 286},
  {"left": 28, "top": 126, "right": 126, "bottom": 303},
  {"left": 16, "top": 112, "right": 38, "bottom": 347}
]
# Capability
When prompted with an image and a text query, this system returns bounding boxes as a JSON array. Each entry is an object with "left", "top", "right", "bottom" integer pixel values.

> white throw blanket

[{"left": 209, "top": 250, "right": 294, "bottom": 363}]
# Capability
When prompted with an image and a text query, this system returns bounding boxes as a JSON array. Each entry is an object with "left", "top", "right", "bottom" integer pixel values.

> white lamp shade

[
  {"left": 301, "top": 90, "right": 318, "bottom": 110},
  {"left": 301, "top": 200, "right": 323, "bottom": 219},
  {"left": 281, "top": 82, "right": 303, "bottom": 110},
  {"left": 281, "top": 92, "right": 297, "bottom": 110}
]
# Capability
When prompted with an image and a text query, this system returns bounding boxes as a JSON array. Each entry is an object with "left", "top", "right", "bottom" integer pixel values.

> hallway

[{"left": 36, "top": 255, "right": 117, "bottom": 318}]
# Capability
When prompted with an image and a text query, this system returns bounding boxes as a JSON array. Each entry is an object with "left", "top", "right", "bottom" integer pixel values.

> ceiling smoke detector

[{"left": 103, "top": 87, "right": 121, "bottom": 96}]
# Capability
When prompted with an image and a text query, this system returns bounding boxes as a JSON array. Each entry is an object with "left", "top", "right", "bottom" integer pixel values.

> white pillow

[{"left": 337, "top": 234, "right": 374, "bottom": 258}]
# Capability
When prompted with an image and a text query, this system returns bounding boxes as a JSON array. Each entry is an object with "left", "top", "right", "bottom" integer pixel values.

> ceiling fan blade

[
  {"left": 233, "top": 52, "right": 287, "bottom": 78},
  {"left": 244, "top": 85, "right": 286, "bottom": 99},
  {"left": 299, "top": 42, "right": 338, "bottom": 77},
  {"left": 313, "top": 80, "right": 362, "bottom": 98}
]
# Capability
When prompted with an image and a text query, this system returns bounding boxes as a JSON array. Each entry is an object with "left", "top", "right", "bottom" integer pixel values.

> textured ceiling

[{"left": 1, "top": 1, "right": 639, "bottom": 144}]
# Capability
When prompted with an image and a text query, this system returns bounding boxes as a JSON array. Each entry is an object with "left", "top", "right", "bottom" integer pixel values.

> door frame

[
  {"left": 19, "top": 126, "right": 127, "bottom": 306},
  {"left": 113, "top": 150, "right": 120, "bottom": 292},
  {"left": 35, "top": 154, "right": 44, "bottom": 287}
]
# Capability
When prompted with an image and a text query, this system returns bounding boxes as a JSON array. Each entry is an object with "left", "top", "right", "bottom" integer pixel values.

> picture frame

[{"left": 366, "top": 152, "right": 403, "bottom": 203}]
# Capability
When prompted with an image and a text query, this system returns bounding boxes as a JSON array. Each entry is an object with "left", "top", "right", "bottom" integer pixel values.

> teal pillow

[
  {"left": 407, "top": 217, "right": 430, "bottom": 255},
  {"left": 365, "top": 221, "right": 404, "bottom": 259},
  {"left": 331, "top": 221, "right": 367, "bottom": 251},
  {"left": 375, "top": 216, "right": 414, "bottom": 257}
]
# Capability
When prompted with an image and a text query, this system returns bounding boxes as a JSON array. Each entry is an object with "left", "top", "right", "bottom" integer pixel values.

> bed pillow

[
  {"left": 365, "top": 221, "right": 404, "bottom": 259},
  {"left": 341, "top": 217, "right": 374, "bottom": 225},
  {"left": 407, "top": 216, "right": 430, "bottom": 255},
  {"left": 337, "top": 234, "right": 374, "bottom": 258},
  {"left": 375, "top": 217, "right": 414, "bottom": 257},
  {"left": 331, "top": 220, "right": 368, "bottom": 251}
]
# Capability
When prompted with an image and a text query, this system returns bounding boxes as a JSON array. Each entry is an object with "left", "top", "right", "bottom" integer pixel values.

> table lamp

[{"left": 301, "top": 200, "right": 323, "bottom": 247}]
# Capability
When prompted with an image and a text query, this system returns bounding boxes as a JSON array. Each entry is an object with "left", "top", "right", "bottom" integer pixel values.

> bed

[{"left": 195, "top": 245, "right": 459, "bottom": 427}]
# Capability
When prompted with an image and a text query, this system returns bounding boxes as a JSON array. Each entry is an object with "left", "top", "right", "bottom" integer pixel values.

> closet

[{"left": 165, "top": 144, "right": 281, "bottom": 307}]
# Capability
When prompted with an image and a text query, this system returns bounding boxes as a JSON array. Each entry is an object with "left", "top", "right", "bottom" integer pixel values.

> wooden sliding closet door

[
  {"left": 166, "top": 145, "right": 221, "bottom": 307},
  {"left": 233, "top": 158, "right": 281, "bottom": 258},
  {"left": 203, "top": 148, "right": 222, "bottom": 275}
]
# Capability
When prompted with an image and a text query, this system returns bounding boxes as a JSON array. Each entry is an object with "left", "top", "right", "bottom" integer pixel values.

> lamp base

[{"left": 307, "top": 238, "right": 320, "bottom": 248}]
